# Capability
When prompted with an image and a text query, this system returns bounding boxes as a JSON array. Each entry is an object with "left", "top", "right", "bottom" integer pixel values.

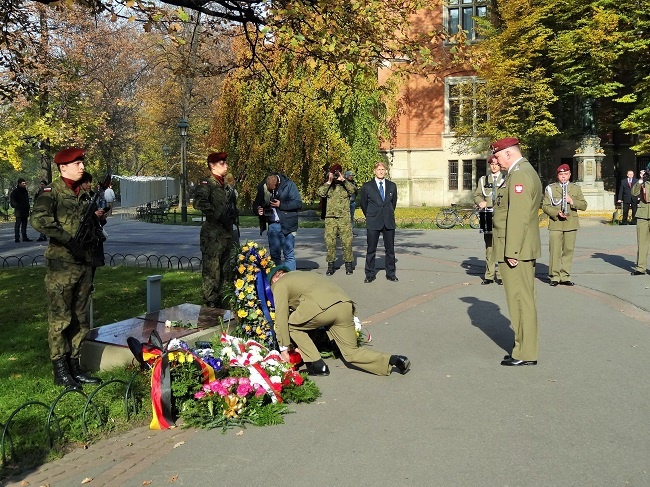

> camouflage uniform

[
  {"left": 30, "top": 178, "right": 94, "bottom": 361},
  {"left": 317, "top": 179, "right": 355, "bottom": 263},
  {"left": 193, "top": 175, "right": 237, "bottom": 307}
]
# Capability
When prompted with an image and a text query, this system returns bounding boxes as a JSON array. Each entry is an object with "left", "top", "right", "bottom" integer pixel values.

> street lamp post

[
  {"left": 162, "top": 145, "right": 171, "bottom": 200},
  {"left": 177, "top": 118, "right": 189, "bottom": 223}
]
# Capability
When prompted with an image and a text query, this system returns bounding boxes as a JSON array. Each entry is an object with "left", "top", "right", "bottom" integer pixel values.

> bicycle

[{"left": 435, "top": 204, "right": 480, "bottom": 229}]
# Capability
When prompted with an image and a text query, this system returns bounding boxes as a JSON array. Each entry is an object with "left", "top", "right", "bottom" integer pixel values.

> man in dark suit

[
  {"left": 617, "top": 170, "right": 639, "bottom": 225},
  {"left": 359, "top": 162, "right": 398, "bottom": 283}
]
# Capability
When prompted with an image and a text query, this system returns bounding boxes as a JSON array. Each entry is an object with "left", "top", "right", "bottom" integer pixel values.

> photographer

[
  {"left": 253, "top": 173, "right": 302, "bottom": 270},
  {"left": 317, "top": 164, "right": 356, "bottom": 276},
  {"left": 631, "top": 165, "right": 650, "bottom": 275}
]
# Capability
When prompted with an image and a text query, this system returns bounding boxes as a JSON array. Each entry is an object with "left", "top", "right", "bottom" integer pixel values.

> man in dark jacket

[
  {"left": 359, "top": 162, "right": 398, "bottom": 283},
  {"left": 617, "top": 170, "right": 639, "bottom": 225},
  {"left": 10, "top": 178, "right": 32, "bottom": 242},
  {"left": 253, "top": 173, "right": 302, "bottom": 270}
]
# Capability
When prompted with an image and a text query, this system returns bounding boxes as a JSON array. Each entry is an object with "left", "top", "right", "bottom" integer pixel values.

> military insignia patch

[
  {"left": 43, "top": 187, "right": 52, "bottom": 192},
  {"left": 200, "top": 180, "right": 208, "bottom": 185},
  {"left": 515, "top": 184, "right": 524, "bottom": 194}
]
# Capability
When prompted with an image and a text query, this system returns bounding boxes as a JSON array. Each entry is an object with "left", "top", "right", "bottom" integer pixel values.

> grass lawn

[{"left": 0, "top": 266, "right": 202, "bottom": 475}]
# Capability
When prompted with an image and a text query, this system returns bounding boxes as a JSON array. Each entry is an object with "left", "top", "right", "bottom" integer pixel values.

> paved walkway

[{"left": 2, "top": 216, "right": 650, "bottom": 486}]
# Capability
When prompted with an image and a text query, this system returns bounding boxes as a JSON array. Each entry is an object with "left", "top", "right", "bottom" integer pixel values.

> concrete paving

[{"left": 2, "top": 215, "right": 650, "bottom": 487}]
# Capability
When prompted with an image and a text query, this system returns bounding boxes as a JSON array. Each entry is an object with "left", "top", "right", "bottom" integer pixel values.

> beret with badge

[
  {"left": 207, "top": 152, "right": 227, "bottom": 164},
  {"left": 490, "top": 137, "right": 520, "bottom": 154},
  {"left": 557, "top": 164, "right": 571, "bottom": 173}
]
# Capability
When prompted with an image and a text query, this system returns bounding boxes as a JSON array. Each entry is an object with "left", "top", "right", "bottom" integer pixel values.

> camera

[{"left": 333, "top": 170, "right": 340, "bottom": 178}]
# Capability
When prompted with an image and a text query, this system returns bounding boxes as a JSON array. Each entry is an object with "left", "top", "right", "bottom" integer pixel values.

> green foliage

[{"left": 280, "top": 376, "right": 322, "bottom": 404}]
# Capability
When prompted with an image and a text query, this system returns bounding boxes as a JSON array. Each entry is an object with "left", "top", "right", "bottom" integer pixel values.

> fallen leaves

[
  {"left": 173, "top": 441, "right": 185, "bottom": 448},
  {"left": 81, "top": 478, "right": 93, "bottom": 484}
]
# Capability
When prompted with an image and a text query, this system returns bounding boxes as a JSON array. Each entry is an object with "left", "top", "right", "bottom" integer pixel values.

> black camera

[{"left": 333, "top": 170, "right": 340, "bottom": 178}]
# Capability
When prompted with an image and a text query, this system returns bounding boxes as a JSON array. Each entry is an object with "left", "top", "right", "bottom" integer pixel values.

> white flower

[
  {"left": 167, "top": 338, "right": 184, "bottom": 351},
  {"left": 354, "top": 316, "right": 362, "bottom": 331},
  {"left": 165, "top": 320, "right": 172, "bottom": 328}
]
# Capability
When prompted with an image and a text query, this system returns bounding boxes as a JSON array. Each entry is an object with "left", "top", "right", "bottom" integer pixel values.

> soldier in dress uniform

[
  {"left": 268, "top": 265, "right": 410, "bottom": 376},
  {"left": 473, "top": 155, "right": 505, "bottom": 285},
  {"left": 490, "top": 138, "right": 542, "bottom": 367},
  {"left": 193, "top": 152, "right": 237, "bottom": 308},
  {"left": 30, "top": 148, "right": 102, "bottom": 388},
  {"left": 316, "top": 164, "right": 356, "bottom": 276},
  {"left": 542, "top": 164, "right": 588, "bottom": 286},
  {"left": 631, "top": 164, "right": 650, "bottom": 275}
]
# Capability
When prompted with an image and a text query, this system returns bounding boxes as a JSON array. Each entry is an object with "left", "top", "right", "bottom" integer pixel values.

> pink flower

[
  {"left": 255, "top": 386, "right": 266, "bottom": 397},
  {"left": 194, "top": 391, "right": 206, "bottom": 399},
  {"left": 236, "top": 382, "right": 253, "bottom": 396}
]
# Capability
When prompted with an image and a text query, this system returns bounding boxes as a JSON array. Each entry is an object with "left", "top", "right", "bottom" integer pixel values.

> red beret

[
  {"left": 54, "top": 148, "right": 85, "bottom": 165},
  {"left": 557, "top": 164, "right": 571, "bottom": 173},
  {"left": 488, "top": 155, "right": 498, "bottom": 164},
  {"left": 329, "top": 164, "right": 343, "bottom": 173},
  {"left": 207, "top": 152, "right": 227, "bottom": 163},
  {"left": 490, "top": 137, "right": 519, "bottom": 154}
]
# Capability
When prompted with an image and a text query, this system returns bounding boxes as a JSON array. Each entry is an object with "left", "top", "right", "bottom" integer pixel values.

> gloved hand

[{"left": 65, "top": 240, "right": 86, "bottom": 262}]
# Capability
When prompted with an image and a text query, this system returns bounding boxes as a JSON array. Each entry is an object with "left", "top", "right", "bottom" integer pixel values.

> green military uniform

[
  {"left": 542, "top": 182, "right": 587, "bottom": 283},
  {"left": 193, "top": 175, "right": 236, "bottom": 307},
  {"left": 493, "top": 158, "right": 542, "bottom": 362},
  {"left": 271, "top": 271, "right": 392, "bottom": 375},
  {"left": 632, "top": 179, "right": 650, "bottom": 273},
  {"left": 317, "top": 179, "right": 355, "bottom": 265},
  {"left": 473, "top": 171, "right": 506, "bottom": 281},
  {"left": 30, "top": 178, "right": 94, "bottom": 361}
]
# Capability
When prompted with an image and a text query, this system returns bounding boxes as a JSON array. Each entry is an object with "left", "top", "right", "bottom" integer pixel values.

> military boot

[
  {"left": 345, "top": 262, "right": 353, "bottom": 275},
  {"left": 52, "top": 357, "right": 82, "bottom": 389},
  {"left": 68, "top": 356, "right": 102, "bottom": 385},
  {"left": 326, "top": 262, "right": 335, "bottom": 276}
]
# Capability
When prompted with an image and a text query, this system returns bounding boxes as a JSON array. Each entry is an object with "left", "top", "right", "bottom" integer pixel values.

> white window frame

[
  {"left": 443, "top": 0, "right": 488, "bottom": 42},
  {"left": 445, "top": 76, "right": 486, "bottom": 134}
]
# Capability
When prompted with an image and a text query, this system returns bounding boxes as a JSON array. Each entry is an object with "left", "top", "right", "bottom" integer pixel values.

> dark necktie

[{"left": 379, "top": 181, "right": 384, "bottom": 200}]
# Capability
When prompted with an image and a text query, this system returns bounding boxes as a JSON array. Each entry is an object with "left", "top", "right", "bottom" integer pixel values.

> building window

[
  {"left": 445, "top": 76, "right": 487, "bottom": 134},
  {"left": 475, "top": 159, "right": 487, "bottom": 186},
  {"left": 449, "top": 160, "right": 459, "bottom": 191},
  {"left": 462, "top": 160, "right": 473, "bottom": 190},
  {"left": 446, "top": 0, "right": 488, "bottom": 41}
]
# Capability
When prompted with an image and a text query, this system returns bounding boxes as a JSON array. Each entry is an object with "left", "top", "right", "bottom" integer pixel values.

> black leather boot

[
  {"left": 345, "top": 262, "right": 353, "bottom": 275},
  {"left": 326, "top": 262, "right": 335, "bottom": 276},
  {"left": 69, "top": 356, "right": 102, "bottom": 384},
  {"left": 52, "top": 357, "right": 82, "bottom": 389}
]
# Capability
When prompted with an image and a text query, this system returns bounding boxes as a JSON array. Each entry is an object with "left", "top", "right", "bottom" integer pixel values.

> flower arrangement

[
  {"left": 229, "top": 241, "right": 276, "bottom": 348},
  {"left": 175, "top": 333, "right": 320, "bottom": 431}
]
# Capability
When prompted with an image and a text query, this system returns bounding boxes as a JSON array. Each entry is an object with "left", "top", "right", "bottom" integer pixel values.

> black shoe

[
  {"left": 482, "top": 279, "right": 493, "bottom": 285},
  {"left": 631, "top": 271, "right": 644, "bottom": 276},
  {"left": 69, "top": 357, "right": 102, "bottom": 384},
  {"left": 37, "top": 236, "right": 47, "bottom": 242},
  {"left": 495, "top": 279, "right": 503, "bottom": 285},
  {"left": 560, "top": 281, "right": 575, "bottom": 286},
  {"left": 386, "top": 276, "right": 399, "bottom": 282},
  {"left": 364, "top": 276, "right": 375, "bottom": 283},
  {"left": 345, "top": 262, "right": 353, "bottom": 275},
  {"left": 15, "top": 239, "right": 20, "bottom": 243},
  {"left": 549, "top": 281, "right": 559, "bottom": 287},
  {"left": 390, "top": 355, "right": 411, "bottom": 374},
  {"left": 23, "top": 237, "right": 32, "bottom": 242},
  {"left": 501, "top": 357, "right": 537, "bottom": 366},
  {"left": 52, "top": 357, "right": 82, "bottom": 389},
  {"left": 306, "top": 359, "right": 330, "bottom": 376},
  {"left": 326, "top": 262, "right": 335, "bottom": 276}
]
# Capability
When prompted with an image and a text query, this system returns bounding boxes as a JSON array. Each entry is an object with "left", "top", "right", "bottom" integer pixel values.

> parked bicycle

[{"left": 435, "top": 204, "right": 480, "bottom": 229}]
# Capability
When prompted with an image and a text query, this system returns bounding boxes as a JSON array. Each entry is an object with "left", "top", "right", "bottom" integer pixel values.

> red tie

[{"left": 629, "top": 179, "right": 632, "bottom": 187}]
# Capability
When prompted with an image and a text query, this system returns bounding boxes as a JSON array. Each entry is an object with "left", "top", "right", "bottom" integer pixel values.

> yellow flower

[
  {"left": 187, "top": 354, "right": 194, "bottom": 363},
  {"left": 235, "top": 279, "right": 245, "bottom": 290},
  {"left": 256, "top": 309, "right": 261, "bottom": 315},
  {"left": 256, "top": 326, "right": 262, "bottom": 335},
  {"left": 242, "top": 246, "right": 249, "bottom": 252},
  {"left": 238, "top": 264, "right": 245, "bottom": 274},
  {"left": 249, "top": 255, "right": 256, "bottom": 262},
  {"left": 238, "top": 254, "right": 244, "bottom": 261},
  {"left": 245, "top": 285, "right": 254, "bottom": 293},
  {"left": 237, "top": 309, "right": 247, "bottom": 318},
  {"left": 178, "top": 353, "right": 186, "bottom": 363},
  {"left": 247, "top": 300, "right": 255, "bottom": 307},
  {"left": 245, "top": 325, "right": 251, "bottom": 332},
  {"left": 270, "top": 311, "right": 275, "bottom": 320},
  {"left": 246, "top": 274, "right": 256, "bottom": 282}
]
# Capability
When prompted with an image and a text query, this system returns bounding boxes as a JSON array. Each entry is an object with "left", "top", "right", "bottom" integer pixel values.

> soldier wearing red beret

[
  {"left": 490, "top": 138, "right": 542, "bottom": 366},
  {"left": 542, "top": 163, "right": 587, "bottom": 286},
  {"left": 193, "top": 152, "right": 238, "bottom": 308},
  {"left": 30, "top": 147, "right": 102, "bottom": 388}
]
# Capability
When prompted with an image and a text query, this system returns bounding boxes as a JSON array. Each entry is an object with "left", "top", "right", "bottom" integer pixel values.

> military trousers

[
  {"left": 289, "top": 302, "right": 391, "bottom": 376},
  {"left": 200, "top": 230, "right": 233, "bottom": 306},
  {"left": 500, "top": 259, "right": 539, "bottom": 362},
  {"left": 483, "top": 234, "right": 500, "bottom": 280},
  {"left": 45, "top": 259, "right": 93, "bottom": 361},
  {"left": 324, "top": 217, "right": 353, "bottom": 263},
  {"left": 635, "top": 218, "right": 650, "bottom": 272},
  {"left": 548, "top": 230, "right": 577, "bottom": 282}
]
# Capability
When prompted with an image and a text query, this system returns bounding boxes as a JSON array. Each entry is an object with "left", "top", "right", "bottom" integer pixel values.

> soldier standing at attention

[
  {"left": 473, "top": 155, "right": 505, "bottom": 285},
  {"left": 193, "top": 152, "right": 237, "bottom": 308},
  {"left": 317, "top": 164, "right": 356, "bottom": 276},
  {"left": 490, "top": 138, "right": 542, "bottom": 367},
  {"left": 30, "top": 148, "right": 102, "bottom": 388},
  {"left": 542, "top": 164, "right": 588, "bottom": 286},
  {"left": 631, "top": 165, "right": 650, "bottom": 276}
]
